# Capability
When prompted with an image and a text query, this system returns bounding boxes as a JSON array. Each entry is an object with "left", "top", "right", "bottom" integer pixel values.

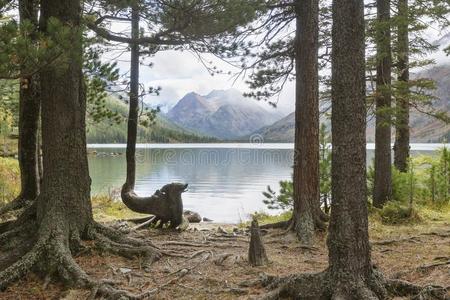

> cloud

[{"left": 137, "top": 50, "right": 295, "bottom": 114}]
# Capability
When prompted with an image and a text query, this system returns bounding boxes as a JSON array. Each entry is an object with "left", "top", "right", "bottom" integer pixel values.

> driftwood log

[
  {"left": 248, "top": 219, "right": 269, "bottom": 266},
  {"left": 122, "top": 183, "right": 187, "bottom": 228}
]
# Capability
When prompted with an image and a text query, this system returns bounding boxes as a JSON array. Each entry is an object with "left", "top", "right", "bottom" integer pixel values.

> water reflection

[{"left": 88, "top": 144, "right": 443, "bottom": 223}]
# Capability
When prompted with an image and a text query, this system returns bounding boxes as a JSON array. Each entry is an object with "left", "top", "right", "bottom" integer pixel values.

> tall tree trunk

[
  {"left": 257, "top": 2, "right": 444, "bottom": 298},
  {"left": 120, "top": 5, "right": 183, "bottom": 228},
  {"left": 292, "top": 0, "right": 326, "bottom": 245},
  {"left": 0, "top": 1, "right": 159, "bottom": 293},
  {"left": 373, "top": 0, "right": 393, "bottom": 208},
  {"left": 18, "top": 0, "right": 40, "bottom": 202},
  {"left": 123, "top": 4, "right": 140, "bottom": 192},
  {"left": 36, "top": 0, "right": 93, "bottom": 237},
  {"left": 327, "top": 0, "right": 379, "bottom": 294},
  {"left": 394, "top": 0, "right": 410, "bottom": 173},
  {"left": 0, "top": 0, "right": 40, "bottom": 215},
  {"left": 258, "top": 2, "right": 389, "bottom": 297}
]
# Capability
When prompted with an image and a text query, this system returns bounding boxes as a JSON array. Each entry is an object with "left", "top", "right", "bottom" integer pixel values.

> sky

[
  {"left": 105, "top": 10, "right": 450, "bottom": 116},
  {"left": 108, "top": 46, "right": 296, "bottom": 115}
]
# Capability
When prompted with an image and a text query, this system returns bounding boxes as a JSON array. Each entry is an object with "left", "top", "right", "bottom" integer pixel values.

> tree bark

[
  {"left": 0, "top": 0, "right": 40, "bottom": 215},
  {"left": 373, "top": 0, "right": 393, "bottom": 208},
  {"left": 328, "top": 0, "right": 377, "bottom": 292},
  {"left": 123, "top": 4, "right": 140, "bottom": 193},
  {"left": 1, "top": 2, "right": 159, "bottom": 295},
  {"left": 292, "top": 0, "right": 326, "bottom": 245},
  {"left": 248, "top": 219, "right": 269, "bottom": 267},
  {"left": 255, "top": 2, "right": 444, "bottom": 299},
  {"left": 393, "top": 0, "right": 410, "bottom": 173},
  {"left": 119, "top": 5, "right": 184, "bottom": 228},
  {"left": 36, "top": 0, "right": 93, "bottom": 236},
  {"left": 18, "top": 0, "right": 40, "bottom": 202}
]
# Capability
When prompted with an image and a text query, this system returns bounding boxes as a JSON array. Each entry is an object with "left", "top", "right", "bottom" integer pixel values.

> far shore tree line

[{"left": 0, "top": 0, "right": 449, "bottom": 298}]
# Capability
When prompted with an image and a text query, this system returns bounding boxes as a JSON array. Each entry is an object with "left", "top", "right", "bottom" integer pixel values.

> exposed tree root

[
  {"left": 260, "top": 220, "right": 291, "bottom": 230},
  {"left": 386, "top": 279, "right": 449, "bottom": 299},
  {"left": 0, "top": 219, "right": 164, "bottom": 299},
  {"left": 93, "top": 222, "right": 158, "bottom": 249},
  {"left": 0, "top": 196, "right": 31, "bottom": 217},
  {"left": 418, "top": 259, "right": 450, "bottom": 271},
  {"left": 0, "top": 242, "right": 44, "bottom": 290},
  {"left": 93, "top": 231, "right": 160, "bottom": 270},
  {"left": 261, "top": 213, "right": 328, "bottom": 242},
  {"left": 258, "top": 271, "right": 329, "bottom": 300},
  {"left": 372, "top": 236, "right": 421, "bottom": 245},
  {"left": 256, "top": 269, "right": 449, "bottom": 300}
]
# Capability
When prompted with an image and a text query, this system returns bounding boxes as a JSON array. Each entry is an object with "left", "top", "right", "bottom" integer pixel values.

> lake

[{"left": 88, "top": 143, "right": 448, "bottom": 223}]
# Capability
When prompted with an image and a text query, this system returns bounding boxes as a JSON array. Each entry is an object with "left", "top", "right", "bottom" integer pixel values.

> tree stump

[{"left": 248, "top": 219, "right": 269, "bottom": 266}]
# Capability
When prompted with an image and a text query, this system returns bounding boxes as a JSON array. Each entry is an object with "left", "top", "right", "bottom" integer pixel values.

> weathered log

[{"left": 248, "top": 219, "right": 269, "bottom": 267}]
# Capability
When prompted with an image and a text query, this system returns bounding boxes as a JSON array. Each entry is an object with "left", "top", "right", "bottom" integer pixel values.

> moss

[{"left": 377, "top": 202, "right": 422, "bottom": 225}]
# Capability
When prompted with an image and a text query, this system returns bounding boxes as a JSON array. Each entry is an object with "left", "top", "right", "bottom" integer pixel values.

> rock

[
  {"left": 184, "top": 210, "right": 202, "bottom": 223},
  {"left": 119, "top": 268, "right": 132, "bottom": 274},
  {"left": 202, "top": 217, "right": 213, "bottom": 222}
]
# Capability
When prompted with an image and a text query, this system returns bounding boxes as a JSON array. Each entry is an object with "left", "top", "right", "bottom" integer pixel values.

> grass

[
  {"left": 91, "top": 194, "right": 149, "bottom": 222},
  {"left": 238, "top": 210, "right": 292, "bottom": 228},
  {"left": 0, "top": 157, "right": 20, "bottom": 205},
  {"left": 0, "top": 137, "right": 18, "bottom": 157}
]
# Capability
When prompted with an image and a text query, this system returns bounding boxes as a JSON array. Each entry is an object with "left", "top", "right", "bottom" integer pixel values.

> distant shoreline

[{"left": 87, "top": 143, "right": 449, "bottom": 151}]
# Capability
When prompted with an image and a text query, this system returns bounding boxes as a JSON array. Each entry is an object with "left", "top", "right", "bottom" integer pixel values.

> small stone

[
  {"left": 119, "top": 268, "right": 132, "bottom": 274},
  {"left": 184, "top": 210, "right": 202, "bottom": 223},
  {"left": 202, "top": 217, "right": 213, "bottom": 222}
]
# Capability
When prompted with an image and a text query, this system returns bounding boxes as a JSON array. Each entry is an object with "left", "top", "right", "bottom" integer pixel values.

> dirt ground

[{"left": 1, "top": 220, "right": 449, "bottom": 300}]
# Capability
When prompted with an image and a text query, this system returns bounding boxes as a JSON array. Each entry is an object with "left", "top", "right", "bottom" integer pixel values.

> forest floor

[{"left": 1, "top": 204, "right": 449, "bottom": 300}]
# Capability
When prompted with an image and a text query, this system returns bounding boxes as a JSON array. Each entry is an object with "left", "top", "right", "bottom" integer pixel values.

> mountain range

[
  {"left": 88, "top": 63, "right": 449, "bottom": 143},
  {"left": 86, "top": 96, "right": 217, "bottom": 143},
  {"left": 254, "top": 64, "right": 450, "bottom": 143},
  {"left": 166, "top": 89, "right": 284, "bottom": 139}
]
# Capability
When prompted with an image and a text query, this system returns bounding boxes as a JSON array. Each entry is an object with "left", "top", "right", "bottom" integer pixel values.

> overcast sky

[{"left": 107, "top": 17, "right": 450, "bottom": 116}]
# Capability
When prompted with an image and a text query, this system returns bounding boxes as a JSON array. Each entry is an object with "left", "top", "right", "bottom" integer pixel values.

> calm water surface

[{"left": 88, "top": 143, "right": 447, "bottom": 223}]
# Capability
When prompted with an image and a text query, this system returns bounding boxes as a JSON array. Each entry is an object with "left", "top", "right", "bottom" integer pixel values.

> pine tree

[
  {"left": 231, "top": 0, "right": 331, "bottom": 242},
  {"left": 373, "top": 0, "right": 393, "bottom": 208},
  {"left": 0, "top": 0, "right": 40, "bottom": 215}
]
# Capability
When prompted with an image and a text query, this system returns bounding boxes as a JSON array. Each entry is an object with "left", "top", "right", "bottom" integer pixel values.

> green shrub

[
  {"left": 379, "top": 201, "right": 421, "bottom": 225},
  {"left": 262, "top": 123, "right": 331, "bottom": 212},
  {"left": 391, "top": 167, "right": 412, "bottom": 203},
  {"left": 426, "top": 147, "right": 450, "bottom": 204}
]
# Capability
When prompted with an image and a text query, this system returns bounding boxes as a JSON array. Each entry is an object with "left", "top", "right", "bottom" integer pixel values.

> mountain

[
  {"left": 86, "top": 96, "right": 217, "bottom": 143},
  {"left": 166, "top": 89, "right": 285, "bottom": 139},
  {"left": 251, "top": 112, "right": 295, "bottom": 142},
  {"left": 252, "top": 64, "right": 450, "bottom": 143}
]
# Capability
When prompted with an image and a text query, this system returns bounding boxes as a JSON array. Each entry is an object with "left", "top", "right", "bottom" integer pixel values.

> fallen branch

[
  {"left": 140, "top": 252, "right": 212, "bottom": 297},
  {"left": 417, "top": 259, "right": 450, "bottom": 271},
  {"left": 371, "top": 236, "right": 421, "bottom": 245},
  {"left": 131, "top": 216, "right": 156, "bottom": 231},
  {"left": 161, "top": 241, "right": 209, "bottom": 247},
  {"left": 421, "top": 231, "right": 450, "bottom": 238}
]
